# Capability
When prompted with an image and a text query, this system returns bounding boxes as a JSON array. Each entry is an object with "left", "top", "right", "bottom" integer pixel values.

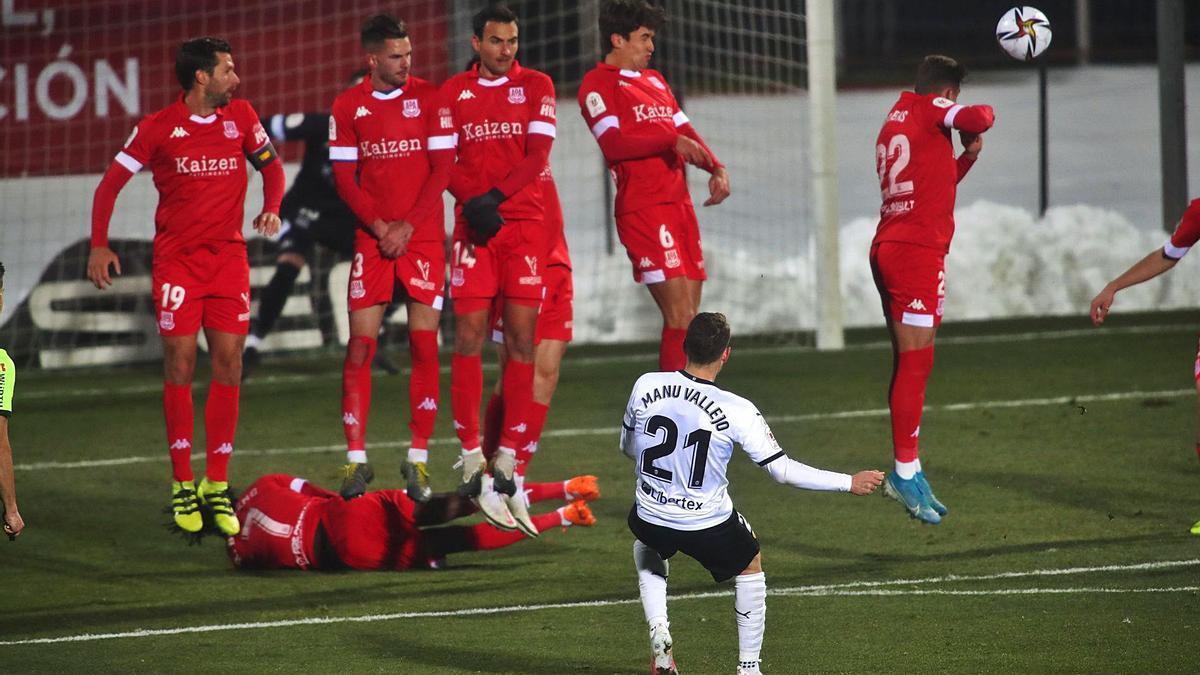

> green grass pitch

[{"left": 3, "top": 311, "right": 1198, "bottom": 673}]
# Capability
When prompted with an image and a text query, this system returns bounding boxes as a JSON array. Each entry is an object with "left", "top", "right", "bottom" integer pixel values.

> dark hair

[
  {"left": 175, "top": 37, "right": 232, "bottom": 91},
  {"left": 361, "top": 14, "right": 408, "bottom": 50},
  {"left": 472, "top": 3, "right": 518, "bottom": 39},
  {"left": 684, "top": 312, "right": 731, "bottom": 365},
  {"left": 915, "top": 55, "right": 966, "bottom": 95},
  {"left": 599, "top": 0, "right": 667, "bottom": 53}
]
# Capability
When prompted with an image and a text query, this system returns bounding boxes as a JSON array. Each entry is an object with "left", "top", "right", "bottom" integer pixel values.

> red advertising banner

[{"left": 1, "top": 0, "right": 449, "bottom": 177}]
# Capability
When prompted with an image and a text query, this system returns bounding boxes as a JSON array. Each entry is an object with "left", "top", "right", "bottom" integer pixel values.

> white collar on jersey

[
  {"left": 476, "top": 75, "right": 510, "bottom": 88},
  {"left": 619, "top": 69, "right": 642, "bottom": 78},
  {"left": 188, "top": 113, "right": 217, "bottom": 124},
  {"left": 371, "top": 87, "right": 405, "bottom": 100}
]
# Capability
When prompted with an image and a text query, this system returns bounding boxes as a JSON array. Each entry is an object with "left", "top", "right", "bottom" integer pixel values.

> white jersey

[{"left": 621, "top": 370, "right": 791, "bottom": 530}]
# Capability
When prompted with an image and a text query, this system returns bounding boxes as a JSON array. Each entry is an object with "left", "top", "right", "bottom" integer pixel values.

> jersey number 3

[
  {"left": 641, "top": 415, "right": 712, "bottom": 489},
  {"left": 876, "top": 133, "right": 914, "bottom": 200}
]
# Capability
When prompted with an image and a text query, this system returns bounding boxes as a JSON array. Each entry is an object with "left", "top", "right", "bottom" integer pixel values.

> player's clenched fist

[
  {"left": 253, "top": 211, "right": 282, "bottom": 237},
  {"left": 86, "top": 246, "right": 122, "bottom": 289},
  {"left": 1089, "top": 287, "right": 1115, "bottom": 326},
  {"left": 704, "top": 166, "right": 730, "bottom": 207},
  {"left": 850, "top": 470, "right": 885, "bottom": 495}
]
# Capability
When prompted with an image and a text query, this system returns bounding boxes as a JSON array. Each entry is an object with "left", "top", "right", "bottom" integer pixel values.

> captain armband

[{"left": 247, "top": 142, "right": 279, "bottom": 170}]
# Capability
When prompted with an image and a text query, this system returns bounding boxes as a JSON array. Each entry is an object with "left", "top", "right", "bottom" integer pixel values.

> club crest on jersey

[
  {"left": 159, "top": 311, "right": 175, "bottom": 331},
  {"left": 403, "top": 99, "right": 421, "bottom": 118},
  {"left": 647, "top": 75, "right": 666, "bottom": 90},
  {"left": 508, "top": 86, "right": 526, "bottom": 104},
  {"left": 223, "top": 121, "right": 239, "bottom": 139},
  {"left": 585, "top": 91, "right": 606, "bottom": 117}
]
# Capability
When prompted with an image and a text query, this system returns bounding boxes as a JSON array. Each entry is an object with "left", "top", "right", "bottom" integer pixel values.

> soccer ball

[{"left": 996, "top": 6, "right": 1052, "bottom": 61}]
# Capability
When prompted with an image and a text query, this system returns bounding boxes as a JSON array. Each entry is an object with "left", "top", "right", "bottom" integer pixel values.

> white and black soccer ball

[{"left": 996, "top": 6, "right": 1052, "bottom": 61}]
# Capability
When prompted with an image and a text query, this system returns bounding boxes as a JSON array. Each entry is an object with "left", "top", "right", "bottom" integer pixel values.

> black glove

[{"left": 463, "top": 188, "right": 505, "bottom": 245}]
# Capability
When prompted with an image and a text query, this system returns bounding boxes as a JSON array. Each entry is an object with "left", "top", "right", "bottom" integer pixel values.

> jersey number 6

[{"left": 641, "top": 415, "right": 713, "bottom": 489}]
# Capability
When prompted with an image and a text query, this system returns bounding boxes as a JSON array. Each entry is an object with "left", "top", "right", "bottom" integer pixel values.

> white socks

[
  {"left": 895, "top": 457, "right": 921, "bottom": 479},
  {"left": 735, "top": 572, "right": 767, "bottom": 664},
  {"left": 346, "top": 450, "right": 368, "bottom": 464},
  {"left": 633, "top": 540, "right": 669, "bottom": 625},
  {"left": 407, "top": 447, "right": 428, "bottom": 463}
]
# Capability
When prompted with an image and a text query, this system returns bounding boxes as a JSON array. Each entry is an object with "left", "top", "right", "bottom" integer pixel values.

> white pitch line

[
  {"left": 17, "top": 322, "right": 1193, "bottom": 401},
  {"left": 1, "top": 558, "right": 1195, "bottom": 646},
  {"left": 14, "top": 387, "right": 1191, "bottom": 472}
]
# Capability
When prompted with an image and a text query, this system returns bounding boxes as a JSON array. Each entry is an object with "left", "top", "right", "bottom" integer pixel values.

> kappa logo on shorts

[
  {"left": 403, "top": 99, "right": 421, "bottom": 118},
  {"left": 350, "top": 279, "right": 366, "bottom": 299},
  {"left": 508, "top": 86, "right": 526, "bottom": 104},
  {"left": 907, "top": 299, "right": 927, "bottom": 311},
  {"left": 223, "top": 120, "right": 239, "bottom": 139},
  {"left": 159, "top": 311, "right": 175, "bottom": 331},
  {"left": 664, "top": 249, "right": 681, "bottom": 269}
]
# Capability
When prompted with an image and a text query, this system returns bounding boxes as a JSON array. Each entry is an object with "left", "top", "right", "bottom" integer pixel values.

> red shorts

[
  {"left": 616, "top": 202, "right": 706, "bottom": 284},
  {"left": 870, "top": 241, "right": 945, "bottom": 328},
  {"left": 153, "top": 243, "right": 250, "bottom": 336},
  {"left": 450, "top": 220, "right": 545, "bottom": 314},
  {"left": 348, "top": 235, "right": 445, "bottom": 312},
  {"left": 490, "top": 264, "right": 573, "bottom": 345}
]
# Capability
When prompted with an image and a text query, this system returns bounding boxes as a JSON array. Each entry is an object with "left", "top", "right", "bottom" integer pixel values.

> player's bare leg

[
  {"left": 197, "top": 328, "right": 245, "bottom": 535},
  {"left": 453, "top": 308, "right": 516, "bottom": 530},
  {"left": 648, "top": 277, "right": 697, "bottom": 371},
  {"left": 340, "top": 304, "right": 386, "bottom": 498},
  {"left": 634, "top": 539, "right": 677, "bottom": 674},
  {"left": 493, "top": 300, "right": 540, "bottom": 536},
  {"left": 735, "top": 553, "right": 766, "bottom": 675},
  {"left": 402, "top": 299, "right": 442, "bottom": 503},
  {"left": 881, "top": 319, "right": 944, "bottom": 524},
  {"left": 243, "top": 251, "right": 306, "bottom": 381},
  {"left": 162, "top": 334, "right": 202, "bottom": 532}
]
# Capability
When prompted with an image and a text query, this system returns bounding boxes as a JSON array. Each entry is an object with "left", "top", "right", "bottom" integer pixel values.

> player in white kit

[{"left": 620, "top": 312, "right": 883, "bottom": 675}]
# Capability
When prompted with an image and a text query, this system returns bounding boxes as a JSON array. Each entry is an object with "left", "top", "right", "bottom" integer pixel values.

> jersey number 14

[{"left": 641, "top": 415, "right": 712, "bottom": 489}]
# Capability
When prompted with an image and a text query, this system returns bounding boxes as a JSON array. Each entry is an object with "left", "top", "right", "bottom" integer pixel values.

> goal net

[{"left": 0, "top": 0, "right": 818, "bottom": 368}]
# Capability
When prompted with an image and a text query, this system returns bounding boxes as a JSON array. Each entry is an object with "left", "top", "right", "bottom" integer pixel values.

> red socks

[
  {"left": 163, "top": 382, "right": 194, "bottom": 482},
  {"left": 524, "top": 480, "right": 566, "bottom": 503},
  {"left": 342, "top": 336, "right": 376, "bottom": 454},
  {"left": 515, "top": 401, "right": 550, "bottom": 476},
  {"left": 468, "top": 511, "right": 562, "bottom": 550},
  {"left": 451, "top": 353, "right": 483, "bottom": 449},
  {"left": 498, "top": 360, "right": 534, "bottom": 451},
  {"left": 204, "top": 381, "right": 239, "bottom": 482},
  {"left": 408, "top": 330, "right": 440, "bottom": 449},
  {"left": 482, "top": 392, "right": 505, "bottom": 462},
  {"left": 660, "top": 327, "right": 687, "bottom": 371},
  {"left": 890, "top": 346, "right": 935, "bottom": 463}
]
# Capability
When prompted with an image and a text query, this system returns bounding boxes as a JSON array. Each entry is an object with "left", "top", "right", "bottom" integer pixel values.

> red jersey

[
  {"left": 329, "top": 75, "right": 445, "bottom": 242},
  {"left": 578, "top": 63, "right": 690, "bottom": 216},
  {"left": 1164, "top": 198, "right": 1200, "bottom": 260},
  {"left": 540, "top": 165, "right": 571, "bottom": 269},
  {"left": 872, "top": 92, "right": 993, "bottom": 253},
  {"left": 229, "top": 475, "right": 423, "bottom": 571},
  {"left": 116, "top": 96, "right": 271, "bottom": 259},
  {"left": 439, "top": 61, "right": 557, "bottom": 230}
]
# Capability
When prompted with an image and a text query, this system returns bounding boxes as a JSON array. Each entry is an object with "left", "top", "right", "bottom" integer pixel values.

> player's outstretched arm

[
  {"left": 1090, "top": 249, "right": 1178, "bottom": 325},
  {"left": 0, "top": 418, "right": 23, "bottom": 539}
]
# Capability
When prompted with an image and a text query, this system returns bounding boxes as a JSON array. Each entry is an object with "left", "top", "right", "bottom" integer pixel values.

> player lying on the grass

[
  {"left": 225, "top": 473, "right": 599, "bottom": 570},
  {"left": 1090, "top": 197, "right": 1200, "bottom": 536},
  {"left": 620, "top": 312, "right": 883, "bottom": 675},
  {"left": 0, "top": 261, "right": 25, "bottom": 540},
  {"left": 870, "top": 54, "right": 994, "bottom": 525}
]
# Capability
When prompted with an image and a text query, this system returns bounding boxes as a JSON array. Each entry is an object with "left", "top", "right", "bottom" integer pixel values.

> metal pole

[
  {"left": 1038, "top": 63, "right": 1048, "bottom": 216},
  {"left": 807, "top": 0, "right": 843, "bottom": 350},
  {"left": 1075, "top": 0, "right": 1091, "bottom": 65},
  {"left": 1158, "top": 0, "right": 1188, "bottom": 231}
]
